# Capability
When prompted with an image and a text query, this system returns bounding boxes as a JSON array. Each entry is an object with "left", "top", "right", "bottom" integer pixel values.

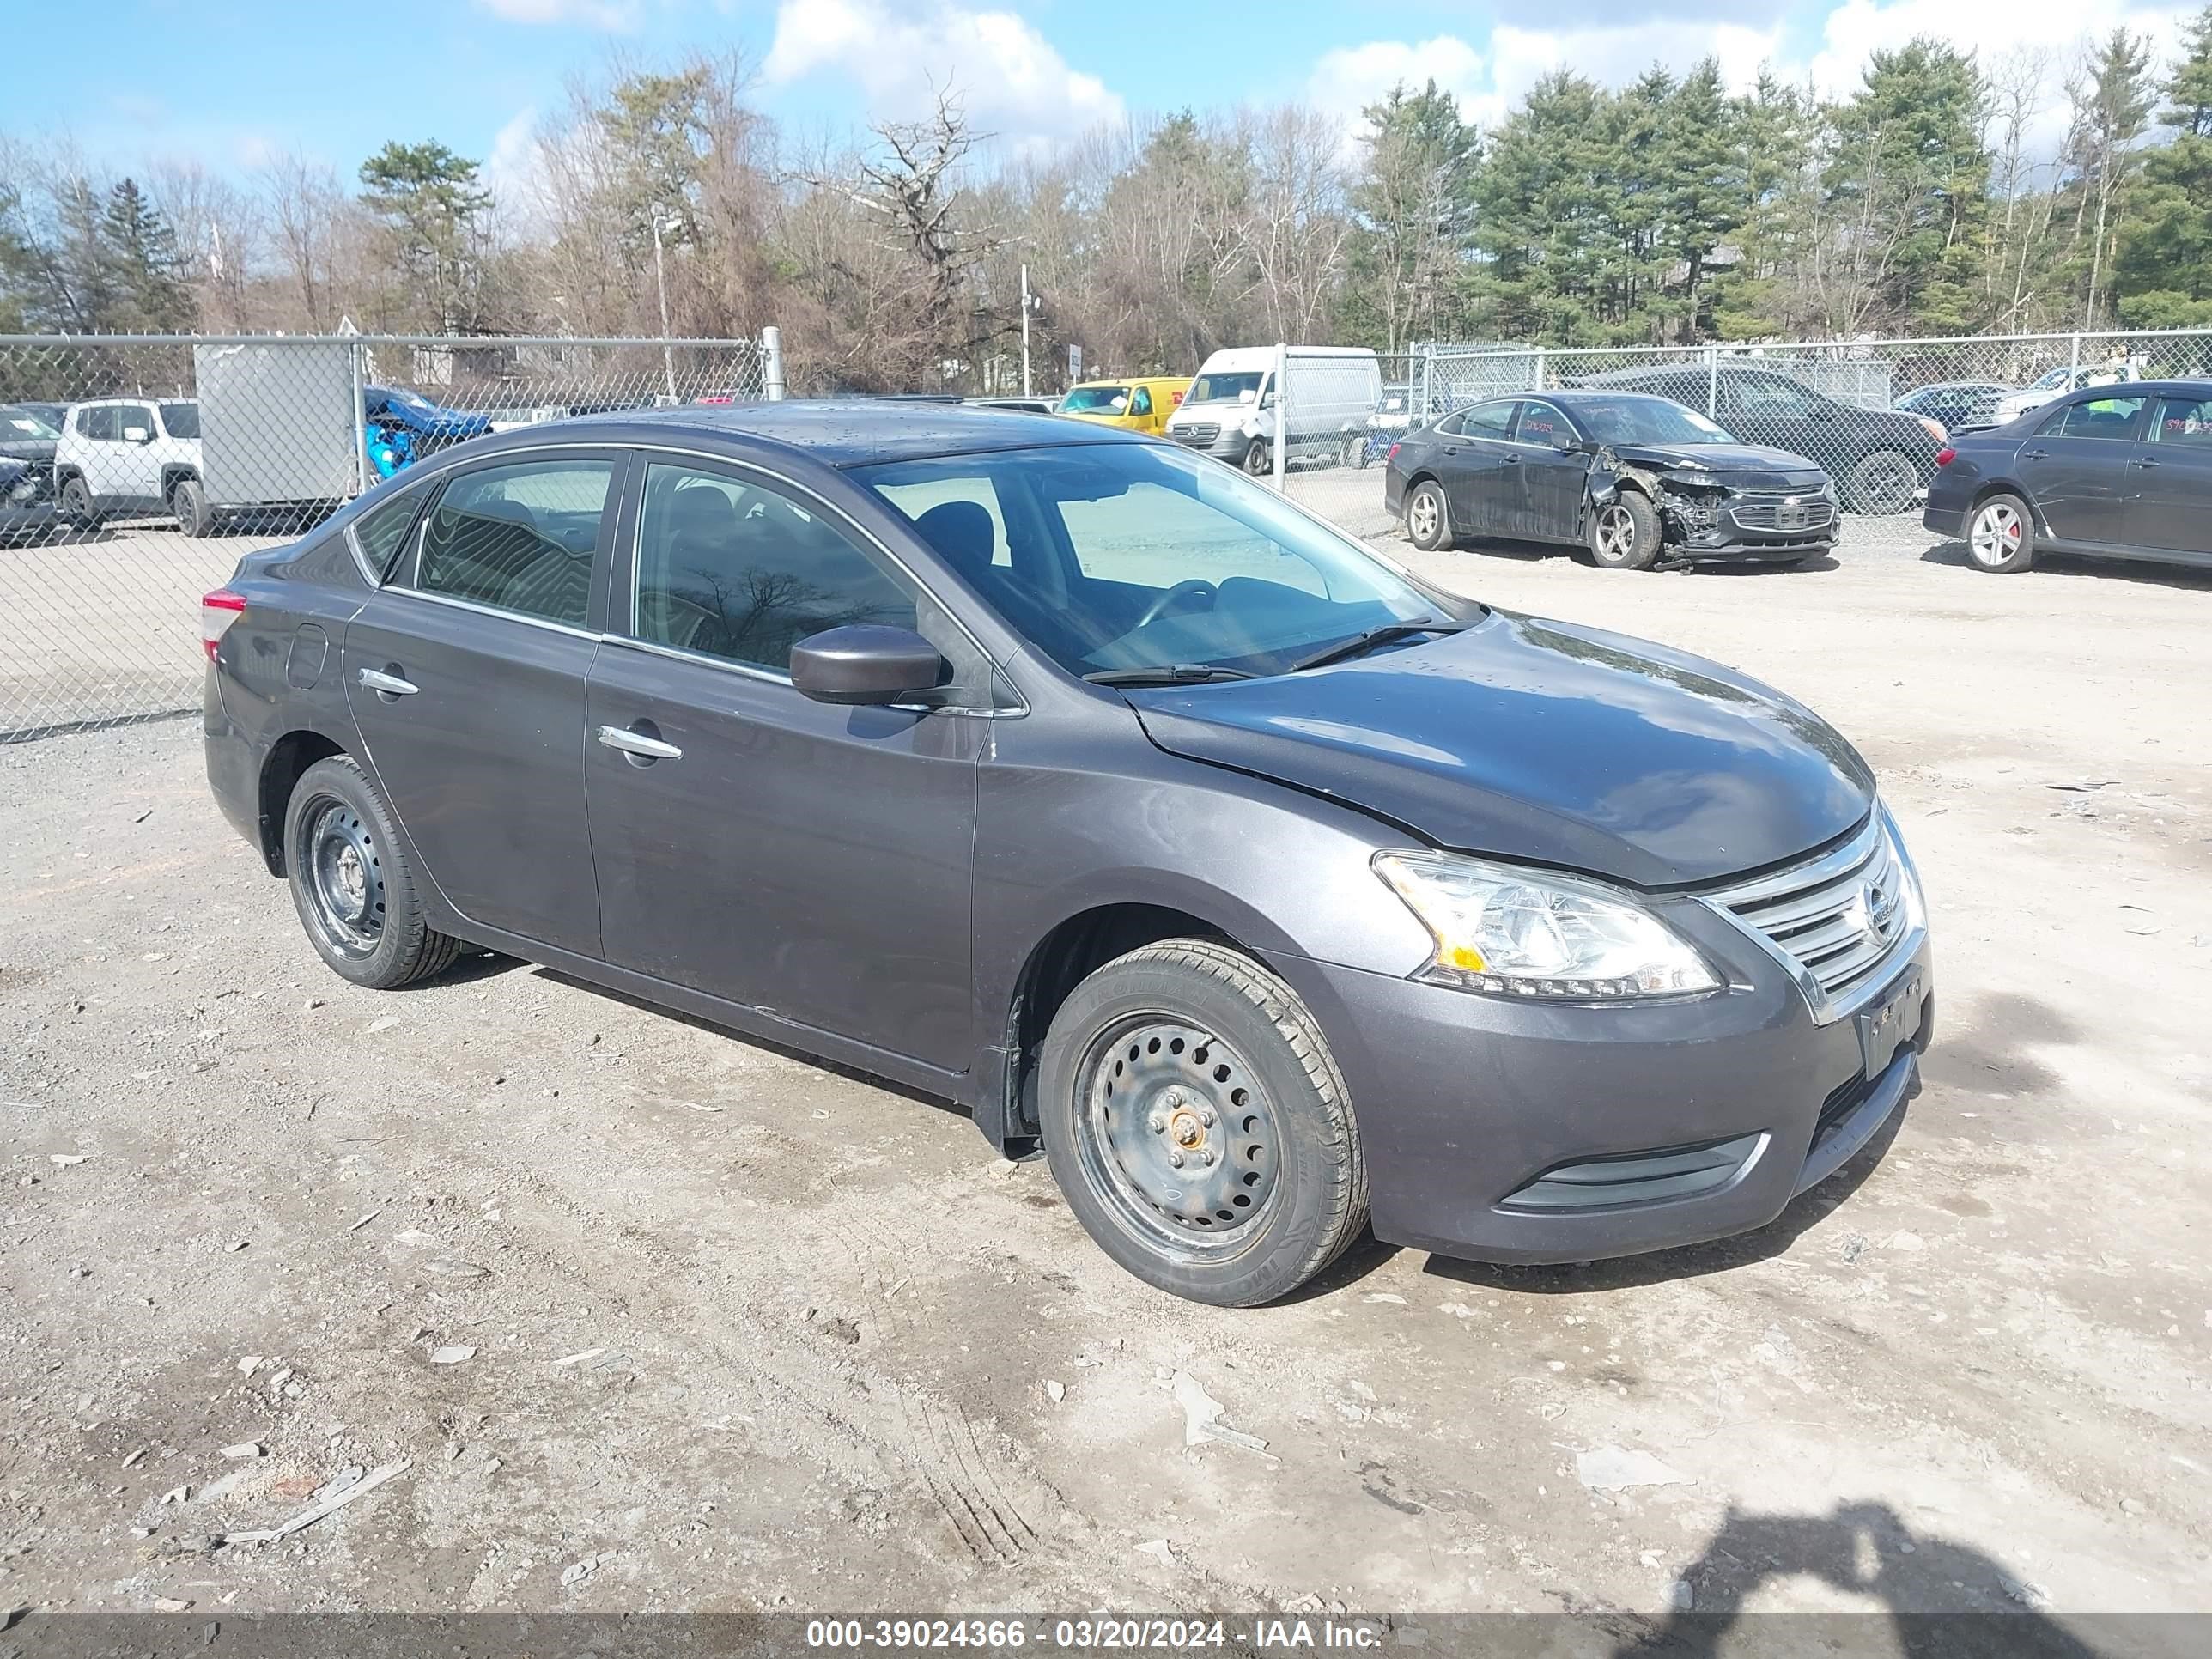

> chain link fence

[
  {"left": 1271, "top": 349, "right": 1417, "bottom": 539},
  {"left": 0, "top": 331, "right": 776, "bottom": 740}
]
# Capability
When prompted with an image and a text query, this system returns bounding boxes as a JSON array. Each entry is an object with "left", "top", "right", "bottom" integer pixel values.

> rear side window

[
  {"left": 414, "top": 459, "right": 614, "bottom": 627},
  {"left": 2044, "top": 397, "right": 2146, "bottom": 441},
  {"left": 630, "top": 460, "right": 916, "bottom": 674},
  {"left": 1460, "top": 402, "right": 1515, "bottom": 438},
  {"left": 353, "top": 483, "right": 428, "bottom": 581}
]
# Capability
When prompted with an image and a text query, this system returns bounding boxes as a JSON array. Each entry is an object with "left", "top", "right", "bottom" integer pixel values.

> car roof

[
  {"left": 479, "top": 398, "right": 1139, "bottom": 467},
  {"left": 2050, "top": 378, "right": 2212, "bottom": 399},
  {"left": 1470, "top": 389, "right": 1694, "bottom": 410}
]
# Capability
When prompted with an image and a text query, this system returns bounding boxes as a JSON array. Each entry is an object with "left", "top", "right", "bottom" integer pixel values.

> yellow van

[{"left": 1055, "top": 375, "right": 1192, "bottom": 434}]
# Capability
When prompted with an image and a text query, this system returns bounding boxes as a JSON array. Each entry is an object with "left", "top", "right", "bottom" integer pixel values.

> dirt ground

[{"left": 2, "top": 523, "right": 2209, "bottom": 1632}]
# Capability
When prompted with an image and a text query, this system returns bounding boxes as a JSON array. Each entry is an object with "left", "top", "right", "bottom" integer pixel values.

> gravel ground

[{"left": 3, "top": 519, "right": 2209, "bottom": 1628}]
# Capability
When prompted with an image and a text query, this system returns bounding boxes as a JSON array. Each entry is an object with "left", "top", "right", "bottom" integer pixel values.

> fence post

[
  {"left": 2069, "top": 331, "right": 2082, "bottom": 377},
  {"left": 761, "top": 325, "right": 786, "bottom": 402},
  {"left": 1533, "top": 345, "right": 1547, "bottom": 392},
  {"left": 1706, "top": 344, "right": 1719, "bottom": 418},
  {"left": 1272, "top": 342, "right": 1287, "bottom": 490},
  {"left": 349, "top": 340, "right": 368, "bottom": 497}
]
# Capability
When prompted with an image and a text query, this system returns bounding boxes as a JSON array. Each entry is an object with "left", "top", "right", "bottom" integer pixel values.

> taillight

[
  {"left": 1934, "top": 447, "right": 1956, "bottom": 467},
  {"left": 201, "top": 589, "right": 246, "bottom": 662},
  {"left": 1387, "top": 441, "right": 1401, "bottom": 460}
]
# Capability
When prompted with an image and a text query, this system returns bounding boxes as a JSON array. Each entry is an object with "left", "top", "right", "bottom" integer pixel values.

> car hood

[
  {"left": 1127, "top": 610, "right": 1874, "bottom": 888},
  {"left": 1604, "top": 441, "right": 1826, "bottom": 481}
]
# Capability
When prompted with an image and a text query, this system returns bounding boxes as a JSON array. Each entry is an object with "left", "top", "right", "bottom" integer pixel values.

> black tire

[
  {"left": 1965, "top": 490, "right": 2036, "bottom": 574},
  {"left": 171, "top": 476, "right": 215, "bottom": 538},
  {"left": 1244, "top": 438, "right": 1273, "bottom": 477},
  {"left": 57, "top": 474, "right": 98, "bottom": 529},
  {"left": 1844, "top": 448, "right": 1917, "bottom": 516},
  {"left": 283, "top": 755, "right": 467, "bottom": 989},
  {"left": 1587, "top": 489, "right": 1662, "bottom": 569},
  {"left": 1404, "top": 479, "right": 1453, "bottom": 551},
  {"left": 1037, "top": 939, "right": 1368, "bottom": 1307}
]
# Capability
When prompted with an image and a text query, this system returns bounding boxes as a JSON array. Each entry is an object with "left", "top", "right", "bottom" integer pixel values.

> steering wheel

[{"left": 1134, "top": 579, "right": 1218, "bottom": 630}]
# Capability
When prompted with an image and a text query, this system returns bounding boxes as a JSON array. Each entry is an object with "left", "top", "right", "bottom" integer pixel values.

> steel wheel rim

[
  {"left": 301, "top": 796, "right": 385, "bottom": 958},
  {"left": 1854, "top": 455, "right": 1914, "bottom": 515},
  {"left": 1970, "top": 502, "right": 2021, "bottom": 565},
  {"left": 1408, "top": 489, "right": 1439, "bottom": 542},
  {"left": 1073, "top": 1017, "right": 1283, "bottom": 1261},
  {"left": 1246, "top": 442, "right": 1271, "bottom": 476},
  {"left": 1595, "top": 502, "right": 1636, "bottom": 560}
]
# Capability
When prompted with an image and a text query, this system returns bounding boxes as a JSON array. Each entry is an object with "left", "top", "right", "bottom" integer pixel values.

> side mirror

[
  {"left": 1549, "top": 427, "right": 1577, "bottom": 453},
  {"left": 123, "top": 426, "right": 152, "bottom": 444},
  {"left": 790, "top": 624, "right": 949, "bottom": 707}
]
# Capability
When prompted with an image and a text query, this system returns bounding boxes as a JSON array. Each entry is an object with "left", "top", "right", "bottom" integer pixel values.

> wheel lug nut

[
  {"left": 1167, "top": 1150, "right": 1185, "bottom": 1169},
  {"left": 1198, "top": 1148, "right": 1214, "bottom": 1167},
  {"left": 1198, "top": 1108, "right": 1215, "bottom": 1127},
  {"left": 1148, "top": 1114, "right": 1166, "bottom": 1133}
]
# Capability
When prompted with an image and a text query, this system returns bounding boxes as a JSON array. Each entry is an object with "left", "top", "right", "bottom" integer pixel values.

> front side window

[
  {"left": 2044, "top": 397, "right": 2146, "bottom": 441},
  {"left": 158, "top": 402, "right": 200, "bottom": 439},
  {"left": 1129, "top": 387, "right": 1153, "bottom": 417},
  {"left": 631, "top": 460, "right": 916, "bottom": 674},
  {"left": 414, "top": 459, "right": 613, "bottom": 626},
  {"left": 1513, "top": 403, "right": 1577, "bottom": 446},
  {"left": 117, "top": 404, "right": 155, "bottom": 441},
  {"left": 860, "top": 442, "right": 1450, "bottom": 681}
]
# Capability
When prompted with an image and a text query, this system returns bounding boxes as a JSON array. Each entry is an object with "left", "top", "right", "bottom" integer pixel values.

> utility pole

[
  {"left": 652, "top": 213, "right": 678, "bottom": 404},
  {"left": 1020, "top": 263, "right": 1033, "bottom": 398}
]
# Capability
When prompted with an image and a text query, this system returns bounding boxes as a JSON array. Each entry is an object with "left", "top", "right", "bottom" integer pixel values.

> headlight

[{"left": 1373, "top": 850, "right": 1721, "bottom": 1000}]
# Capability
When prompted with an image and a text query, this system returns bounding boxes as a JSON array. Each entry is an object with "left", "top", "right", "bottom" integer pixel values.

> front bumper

[{"left": 1267, "top": 917, "right": 1934, "bottom": 1265}]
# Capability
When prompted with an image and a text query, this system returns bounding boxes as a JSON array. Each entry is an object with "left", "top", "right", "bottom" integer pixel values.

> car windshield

[
  {"left": 2029, "top": 368, "right": 2072, "bottom": 391},
  {"left": 1186, "top": 370, "right": 1264, "bottom": 406},
  {"left": 860, "top": 441, "right": 1455, "bottom": 681},
  {"left": 1060, "top": 386, "right": 1131, "bottom": 414},
  {"left": 1571, "top": 398, "right": 1734, "bottom": 447},
  {"left": 3, "top": 408, "right": 59, "bottom": 440},
  {"left": 158, "top": 402, "right": 200, "bottom": 439}
]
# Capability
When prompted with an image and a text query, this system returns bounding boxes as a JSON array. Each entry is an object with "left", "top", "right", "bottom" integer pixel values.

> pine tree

[
  {"left": 100, "top": 178, "right": 194, "bottom": 332},
  {"left": 1343, "top": 81, "right": 1480, "bottom": 351},
  {"left": 2114, "top": 7, "right": 2212, "bottom": 325},
  {"left": 358, "top": 140, "right": 494, "bottom": 331}
]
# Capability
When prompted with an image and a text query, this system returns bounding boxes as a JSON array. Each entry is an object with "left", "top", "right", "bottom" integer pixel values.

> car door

[
  {"left": 583, "top": 453, "right": 987, "bottom": 1071},
  {"left": 1508, "top": 399, "right": 1592, "bottom": 542},
  {"left": 2124, "top": 392, "right": 2212, "bottom": 556},
  {"left": 2019, "top": 394, "right": 2148, "bottom": 543},
  {"left": 1437, "top": 400, "right": 1519, "bottom": 533},
  {"left": 1127, "top": 386, "right": 1156, "bottom": 432},
  {"left": 342, "top": 449, "right": 622, "bottom": 954},
  {"left": 76, "top": 405, "right": 131, "bottom": 504}
]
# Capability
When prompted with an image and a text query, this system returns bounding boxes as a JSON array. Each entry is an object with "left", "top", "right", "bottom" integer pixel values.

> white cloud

[
  {"left": 763, "top": 0, "right": 1123, "bottom": 152},
  {"left": 1308, "top": 35, "right": 1490, "bottom": 127},
  {"left": 475, "top": 0, "right": 641, "bottom": 27},
  {"left": 1806, "top": 0, "right": 2193, "bottom": 100},
  {"left": 485, "top": 107, "right": 553, "bottom": 234}
]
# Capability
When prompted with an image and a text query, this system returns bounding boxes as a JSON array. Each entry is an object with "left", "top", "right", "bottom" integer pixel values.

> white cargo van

[{"left": 1163, "top": 345, "right": 1381, "bottom": 475}]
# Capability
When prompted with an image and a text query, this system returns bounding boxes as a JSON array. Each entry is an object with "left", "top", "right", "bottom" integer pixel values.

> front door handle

[
  {"left": 2130, "top": 456, "right": 2160, "bottom": 468},
  {"left": 357, "top": 667, "right": 418, "bottom": 697},
  {"left": 1502, "top": 453, "right": 1522, "bottom": 465},
  {"left": 597, "top": 724, "right": 683, "bottom": 762}
]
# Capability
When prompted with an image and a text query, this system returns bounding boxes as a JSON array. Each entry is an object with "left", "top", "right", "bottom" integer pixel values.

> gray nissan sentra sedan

[{"left": 202, "top": 403, "right": 1932, "bottom": 1306}]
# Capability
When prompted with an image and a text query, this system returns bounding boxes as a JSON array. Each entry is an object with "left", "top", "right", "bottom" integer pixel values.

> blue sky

[{"left": 7, "top": 0, "right": 2197, "bottom": 190}]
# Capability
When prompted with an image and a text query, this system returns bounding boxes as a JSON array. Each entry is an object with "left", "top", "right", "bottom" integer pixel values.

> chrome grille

[
  {"left": 1730, "top": 494, "right": 1836, "bottom": 532},
  {"left": 1172, "top": 423, "right": 1220, "bottom": 447},
  {"left": 1704, "top": 817, "right": 1911, "bottom": 1009}
]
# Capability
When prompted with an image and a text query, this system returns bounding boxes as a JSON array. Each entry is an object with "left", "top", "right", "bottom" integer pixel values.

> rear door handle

[
  {"left": 356, "top": 667, "right": 418, "bottom": 696},
  {"left": 1503, "top": 453, "right": 1522, "bottom": 465},
  {"left": 2129, "top": 456, "right": 2160, "bottom": 468},
  {"left": 597, "top": 724, "right": 683, "bottom": 762},
  {"left": 2021, "top": 447, "right": 2049, "bottom": 460}
]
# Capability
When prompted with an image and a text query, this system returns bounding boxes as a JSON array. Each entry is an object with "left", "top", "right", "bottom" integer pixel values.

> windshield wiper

[
  {"left": 1285, "top": 619, "right": 1463, "bottom": 674},
  {"left": 1083, "top": 664, "right": 1258, "bottom": 687}
]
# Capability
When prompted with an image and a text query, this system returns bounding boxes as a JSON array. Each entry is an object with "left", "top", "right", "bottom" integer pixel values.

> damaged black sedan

[{"left": 1386, "top": 391, "right": 1838, "bottom": 570}]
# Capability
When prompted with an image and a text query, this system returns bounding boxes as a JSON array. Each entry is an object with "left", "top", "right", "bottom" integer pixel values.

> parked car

[
  {"left": 1894, "top": 380, "right": 2011, "bottom": 436},
  {"left": 1925, "top": 379, "right": 2212, "bottom": 574},
  {"left": 54, "top": 397, "right": 221, "bottom": 534},
  {"left": 1570, "top": 365, "right": 1944, "bottom": 514},
  {"left": 1388, "top": 391, "right": 1838, "bottom": 570},
  {"left": 0, "top": 402, "right": 62, "bottom": 525},
  {"left": 362, "top": 386, "right": 494, "bottom": 449},
  {"left": 1164, "top": 345, "right": 1380, "bottom": 475},
  {"left": 963, "top": 396, "right": 1060, "bottom": 415},
  {"left": 1054, "top": 376, "right": 1191, "bottom": 434},
  {"left": 1339, "top": 384, "right": 1414, "bottom": 468},
  {"left": 203, "top": 403, "right": 1931, "bottom": 1306},
  {"left": 0, "top": 454, "right": 52, "bottom": 543},
  {"left": 1989, "top": 362, "right": 2141, "bottom": 427}
]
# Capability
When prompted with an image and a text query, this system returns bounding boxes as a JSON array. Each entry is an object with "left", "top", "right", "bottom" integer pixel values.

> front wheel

[
  {"left": 1844, "top": 449, "right": 1918, "bottom": 516},
  {"left": 1966, "top": 491, "right": 2036, "bottom": 573},
  {"left": 283, "top": 755, "right": 468, "bottom": 989},
  {"left": 1587, "top": 491, "right": 1662, "bottom": 569},
  {"left": 1244, "top": 439, "right": 1273, "bottom": 477},
  {"left": 1037, "top": 939, "right": 1367, "bottom": 1307}
]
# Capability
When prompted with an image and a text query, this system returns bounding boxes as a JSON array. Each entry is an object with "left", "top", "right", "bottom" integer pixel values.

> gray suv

[{"left": 202, "top": 404, "right": 1933, "bottom": 1306}]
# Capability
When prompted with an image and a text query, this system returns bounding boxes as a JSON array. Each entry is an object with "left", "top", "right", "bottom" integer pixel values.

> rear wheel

[
  {"left": 58, "top": 475, "right": 98, "bottom": 529},
  {"left": 1038, "top": 939, "right": 1367, "bottom": 1307},
  {"left": 1405, "top": 480, "right": 1452, "bottom": 551},
  {"left": 283, "top": 755, "right": 467, "bottom": 989},
  {"left": 1587, "top": 491, "right": 1662, "bottom": 569},
  {"left": 1966, "top": 491, "right": 2035, "bottom": 573},
  {"left": 170, "top": 476, "right": 214, "bottom": 538}
]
